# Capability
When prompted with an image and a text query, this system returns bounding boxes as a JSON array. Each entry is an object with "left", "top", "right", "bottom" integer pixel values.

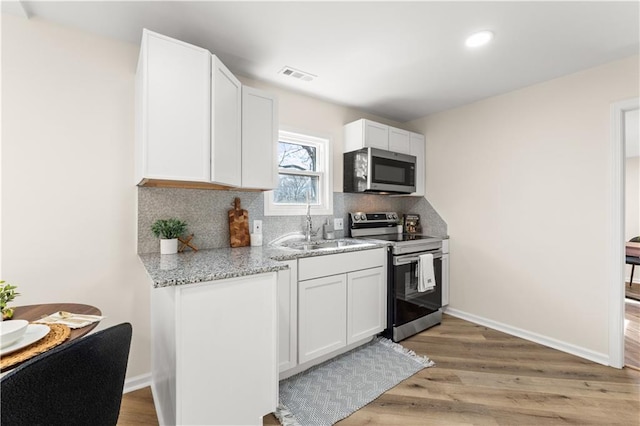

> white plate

[{"left": 0, "top": 324, "right": 50, "bottom": 356}]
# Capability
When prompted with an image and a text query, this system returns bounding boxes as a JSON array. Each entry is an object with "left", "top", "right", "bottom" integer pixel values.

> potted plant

[
  {"left": 0, "top": 281, "right": 20, "bottom": 320},
  {"left": 151, "top": 218, "right": 187, "bottom": 255}
]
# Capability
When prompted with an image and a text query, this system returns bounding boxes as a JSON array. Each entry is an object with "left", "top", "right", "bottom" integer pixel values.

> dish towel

[{"left": 418, "top": 253, "right": 435, "bottom": 292}]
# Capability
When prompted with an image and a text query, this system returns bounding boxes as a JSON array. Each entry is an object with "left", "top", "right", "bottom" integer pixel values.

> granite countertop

[{"left": 139, "top": 239, "right": 388, "bottom": 288}]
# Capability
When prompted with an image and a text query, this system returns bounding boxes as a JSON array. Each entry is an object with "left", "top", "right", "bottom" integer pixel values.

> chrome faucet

[{"left": 305, "top": 202, "right": 313, "bottom": 242}]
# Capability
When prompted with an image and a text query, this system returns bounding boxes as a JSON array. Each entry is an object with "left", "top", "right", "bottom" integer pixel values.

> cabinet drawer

[{"left": 298, "top": 248, "right": 385, "bottom": 281}]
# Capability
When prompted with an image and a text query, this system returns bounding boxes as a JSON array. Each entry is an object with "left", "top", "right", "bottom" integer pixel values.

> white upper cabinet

[
  {"left": 241, "top": 86, "right": 278, "bottom": 189},
  {"left": 388, "top": 127, "right": 411, "bottom": 154},
  {"left": 135, "top": 29, "right": 277, "bottom": 190},
  {"left": 211, "top": 56, "right": 242, "bottom": 187},
  {"left": 410, "top": 132, "right": 426, "bottom": 197},
  {"left": 344, "top": 118, "right": 416, "bottom": 155},
  {"left": 344, "top": 119, "right": 389, "bottom": 152},
  {"left": 136, "top": 29, "right": 211, "bottom": 183}
]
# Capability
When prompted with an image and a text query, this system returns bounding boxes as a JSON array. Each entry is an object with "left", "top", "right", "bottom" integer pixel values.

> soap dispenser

[{"left": 323, "top": 219, "right": 335, "bottom": 240}]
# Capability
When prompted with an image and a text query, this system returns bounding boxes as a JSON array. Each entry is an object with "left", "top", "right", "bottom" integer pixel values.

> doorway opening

[{"left": 610, "top": 98, "right": 639, "bottom": 369}]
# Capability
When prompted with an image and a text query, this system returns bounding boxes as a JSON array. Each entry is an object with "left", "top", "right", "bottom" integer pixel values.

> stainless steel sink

[{"left": 278, "top": 239, "right": 376, "bottom": 251}]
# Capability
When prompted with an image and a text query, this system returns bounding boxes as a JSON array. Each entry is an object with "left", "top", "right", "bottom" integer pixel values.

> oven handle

[{"left": 393, "top": 251, "right": 442, "bottom": 266}]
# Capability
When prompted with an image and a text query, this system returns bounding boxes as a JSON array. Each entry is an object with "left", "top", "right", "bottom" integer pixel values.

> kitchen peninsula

[{"left": 139, "top": 241, "right": 387, "bottom": 425}]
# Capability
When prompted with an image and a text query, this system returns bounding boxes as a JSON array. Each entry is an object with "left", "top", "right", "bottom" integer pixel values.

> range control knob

[{"left": 392, "top": 213, "right": 398, "bottom": 220}]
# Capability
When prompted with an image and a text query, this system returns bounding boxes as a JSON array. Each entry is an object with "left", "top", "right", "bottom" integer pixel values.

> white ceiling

[{"left": 3, "top": 1, "right": 639, "bottom": 123}]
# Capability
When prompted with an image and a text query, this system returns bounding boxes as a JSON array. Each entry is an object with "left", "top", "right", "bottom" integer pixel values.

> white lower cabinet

[
  {"left": 298, "top": 274, "right": 348, "bottom": 364},
  {"left": 151, "top": 273, "right": 277, "bottom": 426},
  {"left": 347, "top": 267, "right": 386, "bottom": 344},
  {"left": 278, "top": 261, "right": 297, "bottom": 372},
  {"left": 294, "top": 248, "right": 387, "bottom": 369}
]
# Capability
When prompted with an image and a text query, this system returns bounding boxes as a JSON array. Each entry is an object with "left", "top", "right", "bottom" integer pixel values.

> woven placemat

[{"left": 0, "top": 323, "right": 71, "bottom": 371}]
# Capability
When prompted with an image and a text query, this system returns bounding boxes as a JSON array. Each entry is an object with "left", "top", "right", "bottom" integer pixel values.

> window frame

[{"left": 264, "top": 129, "right": 333, "bottom": 216}]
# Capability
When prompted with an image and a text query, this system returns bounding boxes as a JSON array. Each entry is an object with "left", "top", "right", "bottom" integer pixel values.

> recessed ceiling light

[{"left": 465, "top": 30, "right": 494, "bottom": 48}]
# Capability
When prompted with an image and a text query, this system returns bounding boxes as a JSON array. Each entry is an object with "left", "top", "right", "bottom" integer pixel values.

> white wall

[
  {"left": 409, "top": 56, "right": 639, "bottom": 359},
  {"left": 1, "top": 15, "right": 151, "bottom": 379}
]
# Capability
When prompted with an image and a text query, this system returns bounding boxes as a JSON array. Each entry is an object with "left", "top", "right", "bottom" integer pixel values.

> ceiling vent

[{"left": 278, "top": 66, "right": 316, "bottom": 82}]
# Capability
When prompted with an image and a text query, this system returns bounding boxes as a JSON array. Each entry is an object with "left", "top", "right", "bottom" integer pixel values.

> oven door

[{"left": 391, "top": 251, "right": 442, "bottom": 329}]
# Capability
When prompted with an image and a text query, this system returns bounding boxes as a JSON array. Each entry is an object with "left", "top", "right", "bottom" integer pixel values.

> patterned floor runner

[{"left": 274, "top": 337, "right": 434, "bottom": 426}]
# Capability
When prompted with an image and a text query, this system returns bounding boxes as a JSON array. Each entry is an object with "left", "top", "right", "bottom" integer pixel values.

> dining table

[
  {"left": 1, "top": 303, "right": 102, "bottom": 372},
  {"left": 626, "top": 241, "right": 640, "bottom": 258}
]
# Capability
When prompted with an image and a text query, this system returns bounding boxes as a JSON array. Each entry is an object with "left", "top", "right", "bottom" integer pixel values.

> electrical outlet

[
  {"left": 253, "top": 220, "right": 262, "bottom": 234},
  {"left": 334, "top": 218, "right": 344, "bottom": 231}
]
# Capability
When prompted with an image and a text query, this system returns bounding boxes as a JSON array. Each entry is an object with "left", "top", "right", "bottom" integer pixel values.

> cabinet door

[
  {"left": 298, "top": 275, "right": 347, "bottom": 364},
  {"left": 278, "top": 261, "right": 297, "bottom": 372},
  {"left": 177, "top": 274, "right": 277, "bottom": 425},
  {"left": 347, "top": 267, "right": 386, "bottom": 344},
  {"left": 364, "top": 120, "right": 389, "bottom": 150},
  {"left": 139, "top": 30, "right": 211, "bottom": 183},
  {"left": 211, "top": 55, "right": 242, "bottom": 187},
  {"left": 410, "top": 132, "right": 425, "bottom": 197},
  {"left": 242, "top": 86, "right": 278, "bottom": 189},
  {"left": 389, "top": 127, "right": 411, "bottom": 154}
]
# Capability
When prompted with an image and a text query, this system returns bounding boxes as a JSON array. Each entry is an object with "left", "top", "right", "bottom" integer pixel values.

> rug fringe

[
  {"left": 377, "top": 337, "right": 435, "bottom": 367},
  {"left": 273, "top": 401, "right": 301, "bottom": 426}
]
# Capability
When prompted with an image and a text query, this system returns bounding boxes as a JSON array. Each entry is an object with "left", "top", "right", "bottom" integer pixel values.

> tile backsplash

[{"left": 138, "top": 188, "right": 447, "bottom": 253}]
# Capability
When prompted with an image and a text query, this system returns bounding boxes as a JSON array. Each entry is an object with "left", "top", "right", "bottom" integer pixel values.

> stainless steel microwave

[{"left": 344, "top": 147, "right": 416, "bottom": 194}]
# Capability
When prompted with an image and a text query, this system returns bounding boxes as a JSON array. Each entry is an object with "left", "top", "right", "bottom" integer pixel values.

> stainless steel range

[{"left": 349, "top": 212, "right": 443, "bottom": 342}]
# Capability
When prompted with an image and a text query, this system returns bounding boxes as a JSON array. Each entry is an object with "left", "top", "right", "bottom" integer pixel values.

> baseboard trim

[
  {"left": 445, "top": 308, "right": 610, "bottom": 366},
  {"left": 123, "top": 372, "right": 152, "bottom": 394}
]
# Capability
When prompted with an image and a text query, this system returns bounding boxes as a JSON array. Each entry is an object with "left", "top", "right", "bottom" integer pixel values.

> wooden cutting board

[{"left": 228, "top": 197, "right": 250, "bottom": 248}]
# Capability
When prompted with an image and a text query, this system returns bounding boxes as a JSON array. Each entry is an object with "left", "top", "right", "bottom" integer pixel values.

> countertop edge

[{"left": 139, "top": 241, "right": 389, "bottom": 288}]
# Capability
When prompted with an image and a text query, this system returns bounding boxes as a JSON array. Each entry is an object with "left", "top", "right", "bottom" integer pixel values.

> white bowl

[{"left": 0, "top": 319, "right": 29, "bottom": 348}]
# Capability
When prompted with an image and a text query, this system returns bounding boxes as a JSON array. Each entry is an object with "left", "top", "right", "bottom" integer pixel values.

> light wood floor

[
  {"left": 119, "top": 314, "right": 640, "bottom": 425},
  {"left": 627, "top": 281, "right": 640, "bottom": 301}
]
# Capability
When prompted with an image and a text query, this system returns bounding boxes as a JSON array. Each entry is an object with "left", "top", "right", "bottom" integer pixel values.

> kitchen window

[{"left": 264, "top": 130, "right": 333, "bottom": 216}]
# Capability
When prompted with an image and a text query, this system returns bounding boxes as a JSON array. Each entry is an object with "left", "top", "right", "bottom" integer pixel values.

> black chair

[
  {"left": 627, "top": 236, "right": 640, "bottom": 287},
  {"left": 1, "top": 322, "right": 132, "bottom": 426}
]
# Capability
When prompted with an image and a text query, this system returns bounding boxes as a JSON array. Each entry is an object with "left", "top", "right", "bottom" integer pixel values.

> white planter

[{"left": 160, "top": 238, "right": 178, "bottom": 255}]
